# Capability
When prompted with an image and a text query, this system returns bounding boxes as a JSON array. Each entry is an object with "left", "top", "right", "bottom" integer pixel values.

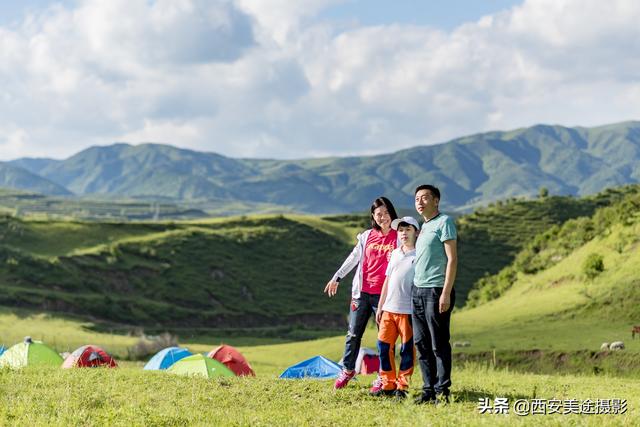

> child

[{"left": 370, "top": 216, "right": 419, "bottom": 399}]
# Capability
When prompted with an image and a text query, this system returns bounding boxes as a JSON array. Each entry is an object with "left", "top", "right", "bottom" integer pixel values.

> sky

[{"left": 1, "top": 0, "right": 639, "bottom": 161}]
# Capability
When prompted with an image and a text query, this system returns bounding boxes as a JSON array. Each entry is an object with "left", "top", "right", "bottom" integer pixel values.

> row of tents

[
  {"left": 0, "top": 337, "right": 254, "bottom": 378},
  {"left": 0, "top": 337, "right": 381, "bottom": 379}
]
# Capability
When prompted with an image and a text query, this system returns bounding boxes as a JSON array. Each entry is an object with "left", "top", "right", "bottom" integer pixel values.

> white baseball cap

[{"left": 391, "top": 216, "right": 420, "bottom": 231}]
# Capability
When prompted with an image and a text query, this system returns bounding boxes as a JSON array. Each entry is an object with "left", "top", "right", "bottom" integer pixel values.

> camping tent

[
  {"left": 207, "top": 345, "right": 255, "bottom": 376},
  {"left": 144, "top": 347, "right": 192, "bottom": 370},
  {"left": 355, "top": 347, "right": 379, "bottom": 374},
  {"left": 0, "top": 337, "right": 62, "bottom": 368},
  {"left": 339, "top": 347, "right": 380, "bottom": 375},
  {"left": 0, "top": 346, "right": 5, "bottom": 357},
  {"left": 62, "top": 345, "right": 118, "bottom": 368},
  {"left": 279, "top": 356, "right": 342, "bottom": 379},
  {"left": 167, "top": 354, "right": 235, "bottom": 379}
]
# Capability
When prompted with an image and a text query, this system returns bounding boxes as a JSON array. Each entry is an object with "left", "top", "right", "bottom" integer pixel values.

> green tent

[
  {"left": 167, "top": 354, "right": 235, "bottom": 379},
  {"left": 0, "top": 337, "right": 63, "bottom": 368}
]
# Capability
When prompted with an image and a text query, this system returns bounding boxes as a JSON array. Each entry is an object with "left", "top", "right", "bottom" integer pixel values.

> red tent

[
  {"left": 356, "top": 347, "right": 379, "bottom": 375},
  {"left": 62, "top": 345, "right": 118, "bottom": 369},
  {"left": 207, "top": 344, "right": 255, "bottom": 376}
]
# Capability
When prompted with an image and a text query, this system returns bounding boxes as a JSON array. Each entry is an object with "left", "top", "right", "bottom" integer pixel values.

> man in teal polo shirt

[{"left": 412, "top": 184, "right": 458, "bottom": 404}]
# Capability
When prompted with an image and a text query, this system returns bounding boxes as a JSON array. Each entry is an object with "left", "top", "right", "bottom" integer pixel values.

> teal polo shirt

[{"left": 413, "top": 213, "right": 457, "bottom": 288}]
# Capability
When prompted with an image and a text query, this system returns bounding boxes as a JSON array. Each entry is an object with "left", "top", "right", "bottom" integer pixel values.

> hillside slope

[
  {"left": 0, "top": 215, "right": 354, "bottom": 330},
  {"left": 452, "top": 190, "right": 640, "bottom": 354}
]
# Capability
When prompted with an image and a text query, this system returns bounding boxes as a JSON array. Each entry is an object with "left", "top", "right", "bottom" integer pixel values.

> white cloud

[{"left": 0, "top": 0, "right": 640, "bottom": 161}]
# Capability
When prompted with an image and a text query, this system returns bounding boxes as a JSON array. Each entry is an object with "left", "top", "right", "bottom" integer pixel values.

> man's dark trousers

[{"left": 411, "top": 286, "right": 455, "bottom": 397}]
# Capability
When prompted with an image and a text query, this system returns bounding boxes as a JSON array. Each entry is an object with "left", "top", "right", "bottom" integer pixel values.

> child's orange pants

[{"left": 377, "top": 311, "right": 415, "bottom": 391}]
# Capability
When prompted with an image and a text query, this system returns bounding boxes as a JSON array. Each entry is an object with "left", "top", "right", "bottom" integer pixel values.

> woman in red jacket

[{"left": 324, "top": 196, "right": 399, "bottom": 389}]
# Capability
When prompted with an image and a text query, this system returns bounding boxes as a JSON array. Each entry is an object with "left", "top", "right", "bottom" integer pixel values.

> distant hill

[
  {"left": 0, "top": 188, "right": 208, "bottom": 221},
  {"left": 7, "top": 121, "right": 640, "bottom": 213},
  {"left": 0, "top": 163, "right": 71, "bottom": 196}
]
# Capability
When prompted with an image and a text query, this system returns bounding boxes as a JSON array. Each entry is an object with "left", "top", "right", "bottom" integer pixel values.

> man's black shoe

[{"left": 414, "top": 393, "right": 437, "bottom": 405}]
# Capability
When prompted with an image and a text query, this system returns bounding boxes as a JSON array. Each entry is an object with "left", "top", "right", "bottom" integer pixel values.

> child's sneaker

[
  {"left": 370, "top": 376, "right": 395, "bottom": 397},
  {"left": 333, "top": 369, "right": 356, "bottom": 389},
  {"left": 369, "top": 375, "right": 383, "bottom": 393}
]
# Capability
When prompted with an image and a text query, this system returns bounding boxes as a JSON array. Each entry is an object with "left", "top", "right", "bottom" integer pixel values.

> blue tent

[
  {"left": 0, "top": 346, "right": 5, "bottom": 357},
  {"left": 144, "top": 347, "right": 192, "bottom": 370},
  {"left": 279, "top": 356, "right": 342, "bottom": 379}
]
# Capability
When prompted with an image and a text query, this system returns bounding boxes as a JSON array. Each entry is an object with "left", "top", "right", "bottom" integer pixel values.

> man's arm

[{"left": 439, "top": 239, "right": 457, "bottom": 313}]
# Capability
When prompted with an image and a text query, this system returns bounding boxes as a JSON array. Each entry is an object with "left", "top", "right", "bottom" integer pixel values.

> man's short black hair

[
  {"left": 415, "top": 184, "right": 440, "bottom": 200},
  {"left": 370, "top": 196, "right": 399, "bottom": 230}
]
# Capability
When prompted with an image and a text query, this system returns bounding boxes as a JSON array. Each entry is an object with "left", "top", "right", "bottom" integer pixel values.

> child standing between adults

[
  {"left": 371, "top": 216, "right": 420, "bottom": 399},
  {"left": 324, "top": 197, "right": 399, "bottom": 389}
]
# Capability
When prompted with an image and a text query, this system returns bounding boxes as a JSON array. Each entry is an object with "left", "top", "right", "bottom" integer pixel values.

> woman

[{"left": 324, "top": 196, "right": 399, "bottom": 389}]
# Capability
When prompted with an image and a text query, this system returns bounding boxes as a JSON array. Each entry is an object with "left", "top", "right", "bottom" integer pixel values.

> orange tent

[{"left": 207, "top": 344, "right": 255, "bottom": 376}]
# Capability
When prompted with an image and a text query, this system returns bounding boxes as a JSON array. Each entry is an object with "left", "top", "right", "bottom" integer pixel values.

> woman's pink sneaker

[{"left": 334, "top": 369, "right": 356, "bottom": 389}]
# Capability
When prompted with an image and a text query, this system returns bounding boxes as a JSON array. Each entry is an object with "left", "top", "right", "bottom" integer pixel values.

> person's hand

[
  {"left": 376, "top": 309, "right": 383, "bottom": 325},
  {"left": 439, "top": 293, "right": 451, "bottom": 314},
  {"left": 324, "top": 280, "right": 339, "bottom": 297}
]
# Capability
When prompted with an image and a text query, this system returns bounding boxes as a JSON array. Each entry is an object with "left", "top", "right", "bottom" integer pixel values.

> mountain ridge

[{"left": 6, "top": 120, "right": 640, "bottom": 213}]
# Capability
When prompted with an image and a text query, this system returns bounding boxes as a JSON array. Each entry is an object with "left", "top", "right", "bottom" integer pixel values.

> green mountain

[
  {"left": 8, "top": 121, "right": 640, "bottom": 213},
  {"left": 0, "top": 163, "right": 71, "bottom": 196}
]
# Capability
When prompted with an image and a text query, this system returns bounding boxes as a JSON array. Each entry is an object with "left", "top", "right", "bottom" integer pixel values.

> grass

[
  {"left": 0, "top": 359, "right": 637, "bottom": 425},
  {"left": 1, "top": 303, "right": 638, "bottom": 425}
]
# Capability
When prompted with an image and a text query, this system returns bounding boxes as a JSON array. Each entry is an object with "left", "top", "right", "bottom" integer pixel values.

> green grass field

[{"left": 0, "top": 345, "right": 637, "bottom": 426}]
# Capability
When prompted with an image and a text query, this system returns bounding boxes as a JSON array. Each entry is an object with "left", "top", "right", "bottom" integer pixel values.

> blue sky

[
  {"left": 0, "top": 0, "right": 639, "bottom": 160},
  {"left": 319, "top": 0, "right": 521, "bottom": 29},
  {"left": 0, "top": 0, "right": 522, "bottom": 29}
]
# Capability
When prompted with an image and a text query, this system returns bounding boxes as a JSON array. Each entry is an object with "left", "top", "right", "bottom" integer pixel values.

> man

[{"left": 412, "top": 184, "right": 458, "bottom": 404}]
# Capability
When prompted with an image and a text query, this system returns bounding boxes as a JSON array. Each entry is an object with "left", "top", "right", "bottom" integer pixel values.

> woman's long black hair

[{"left": 370, "top": 196, "right": 398, "bottom": 230}]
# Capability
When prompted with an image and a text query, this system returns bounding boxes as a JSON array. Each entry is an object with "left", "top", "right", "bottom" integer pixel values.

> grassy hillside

[
  {"left": 0, "top": 214, "right": 358, "bottom": 331},
  {"left": 454, "top": 185, "right": 639, "bottom": 304},
  {"left": 466, "top": 185, "right": 640, "bottom": 306},
  {"left": 2, "top": 184, "right": 638, "bottom": 329},
  {"left": 452, "top": 193, "right": 640, "bottom": 359}
]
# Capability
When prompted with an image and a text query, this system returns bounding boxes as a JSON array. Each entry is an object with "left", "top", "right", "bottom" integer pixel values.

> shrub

[
  {"left": 582, "top": 253, "right": 604, "bottom": 280},
  {"left": 126, "top": 332, "right": 179, "bottom": 360}
]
